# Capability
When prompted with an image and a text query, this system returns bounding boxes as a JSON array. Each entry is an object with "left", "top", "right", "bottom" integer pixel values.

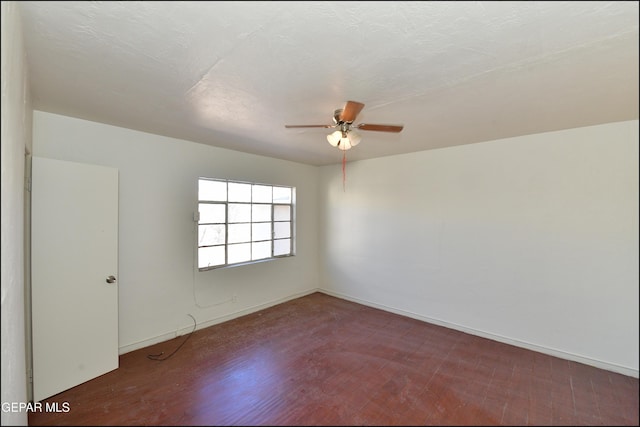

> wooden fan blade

[
  {"left": 356, "top": 123, "right": 404, "bottom": 133},
  {"left": 285, "top": 124, "right": 335, "bottom": 128},
  {"left": 339, "top": 101, "right": 365, "bottom": 123}
]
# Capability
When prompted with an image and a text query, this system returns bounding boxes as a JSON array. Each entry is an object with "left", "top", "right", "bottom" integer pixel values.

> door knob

[{"left": 106, "top": 275, "right": 117, "bottom": 284}]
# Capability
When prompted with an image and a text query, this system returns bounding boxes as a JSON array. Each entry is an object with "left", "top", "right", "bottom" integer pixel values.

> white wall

[
  {"left": 319, "top": 120, "right": 639, "bottom": 377},
  {"left": 32, "top": 111, "right": 320, "bottom": 353},
  {"left": 1, "top": 2, "right": 32, "bottom": 425}
]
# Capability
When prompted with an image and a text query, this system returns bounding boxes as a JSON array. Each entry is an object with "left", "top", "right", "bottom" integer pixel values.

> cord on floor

[{"left": 147, "top": 314, "right": 197, "bottom": 361}]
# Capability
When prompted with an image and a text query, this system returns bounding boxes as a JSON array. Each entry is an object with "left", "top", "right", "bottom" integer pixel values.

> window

[{"left": 197, "top": 178, "right": 295, "bottom": 270}]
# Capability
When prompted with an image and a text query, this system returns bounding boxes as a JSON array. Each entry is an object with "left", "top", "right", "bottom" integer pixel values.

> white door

[{"left": 31, "top": 156, "right": 119, "bottom": 402}]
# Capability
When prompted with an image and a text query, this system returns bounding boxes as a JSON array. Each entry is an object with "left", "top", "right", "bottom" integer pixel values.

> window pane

[
  {"left": 228, "top": 203, "right": 251, "bottom": 223},
  {"left": 252, "top": 222, "right": 271, "bottom": 241},
  {"left": 199, "top": 246, "right": 225, "bottom": 268},
  {"left": 274, "top": 205, "right": 290, "bottom": 221},
  {"left": 228, "top": 182, "right": 251, "bottom": 202},
  {"left": 199, "top": 203, "right": 225, "bottom": 223},
  {"left": 274, "top": 239, "right": 291, "bottom": 256},
  {"left": 274, "top": 221, "right": 291, "bottom": 238},
  {"left": 228, "top": 223, "right": 250, "bottom": 243},
  {"left": 199, "top": 224, "right": 225, "bottom": 246},
  {"left": 228, "top": 243, "right": 251, "bottom": 264},
  {"left": 199, "top": 179, "right": 226, "bottom": 201},
  {"left": 252, "top": 185, "right": 272, "bottom": 203},
  {"left": 252, "top": 241, "right": 271, "bottom": 260},
  {"left": 252, "top": 204, "right": 271, "bottom": 222},
  {"left": 273, "top": 186, "right": 291, "bottom": 203}
]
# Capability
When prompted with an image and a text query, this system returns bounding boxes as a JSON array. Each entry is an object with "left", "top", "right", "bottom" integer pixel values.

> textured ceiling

[{"left": 17, "top": 1, "right": 639, "bottom": 166}]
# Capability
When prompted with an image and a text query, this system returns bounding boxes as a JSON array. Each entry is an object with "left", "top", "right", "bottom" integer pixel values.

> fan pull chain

[{"left": 342, "top": 150, "right": 346, "bottom": 191}]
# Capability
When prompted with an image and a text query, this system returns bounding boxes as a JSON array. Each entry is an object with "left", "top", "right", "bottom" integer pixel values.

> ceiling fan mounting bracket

[{"left": 333, "top": 109, "right": 354, "bottom": 133}]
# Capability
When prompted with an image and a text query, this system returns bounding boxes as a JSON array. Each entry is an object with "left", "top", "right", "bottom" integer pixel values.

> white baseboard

[
  {"left": 119, "top": 287, "right": 638, "bottom": 379},
  {"left": 318, "top": 289, "right": 639, "bottom": 379},
  {"left": 118, "top": 288, "right": 319, "bottom": 355}
]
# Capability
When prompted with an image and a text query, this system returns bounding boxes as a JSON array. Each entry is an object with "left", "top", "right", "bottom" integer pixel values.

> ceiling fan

[{"left": 284, "top": 100, "right": 403, "bottom": 151}]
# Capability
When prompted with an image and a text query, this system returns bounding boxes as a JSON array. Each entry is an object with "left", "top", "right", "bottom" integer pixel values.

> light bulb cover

[
  {"left": 349, "top": 130, "right": 362, "bottom": 146},
  {"left": 338, "top": 137, "right": 352, "bottom": 150},
  {"left": 327, "top": 130, "right": 342, "bottom": 147}
]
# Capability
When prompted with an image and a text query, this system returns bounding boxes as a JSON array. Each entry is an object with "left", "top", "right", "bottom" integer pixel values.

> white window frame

[{"left": 197, "top": 178, "right": 295, "bottom": 271}]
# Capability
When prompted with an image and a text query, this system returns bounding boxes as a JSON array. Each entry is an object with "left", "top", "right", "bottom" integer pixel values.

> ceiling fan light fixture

[{"left": 328, "top": 129, "right": 360, "bottom": 151}]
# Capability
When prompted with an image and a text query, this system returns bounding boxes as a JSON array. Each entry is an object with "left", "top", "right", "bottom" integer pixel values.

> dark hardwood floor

[{"left": 28, "top": 292, "right": 639, "bottom": 426}]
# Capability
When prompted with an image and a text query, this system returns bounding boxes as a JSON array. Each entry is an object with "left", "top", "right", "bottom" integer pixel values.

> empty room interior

[{"left": 1, "top": 1, "right": 638, "bottom": 426}]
